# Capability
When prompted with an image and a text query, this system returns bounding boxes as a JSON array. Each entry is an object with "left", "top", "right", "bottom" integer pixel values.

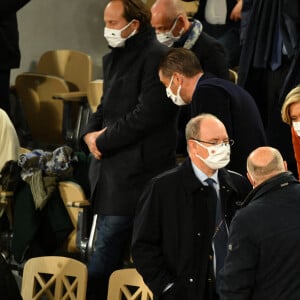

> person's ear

[
  {"left": 283, "top": 160, "right": 288, "bottom": 171},
  {"left": 173, "top": 72, "right": 183, "bottom": 86},
  {"left": 174, "top": 15, "right": 185, "bottom": 34},
  {"left": 187, "top": 139, "right": 199, "bottom": 157},
  {"left": 131, "top": 19, "right": 140, "bottom": 31},
  {"left": 247, "top": 172, "right": 255, "bottom": 187}
]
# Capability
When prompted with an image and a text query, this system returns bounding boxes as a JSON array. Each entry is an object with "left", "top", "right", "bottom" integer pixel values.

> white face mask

[
  {"left": 293, "top": 121, "right": 300, "bottom": 137},
  {"left": 166, "top": 75, "right": 187, "bottom": 106},
  {"left": 195, "top": 140, "right": 231, "bottom": 169},
  {"left": 104, "top": 20, "right": 136, "bottom": 48},
  {"left": 156, "top": 18, "right": 183, "bottom": 47}
]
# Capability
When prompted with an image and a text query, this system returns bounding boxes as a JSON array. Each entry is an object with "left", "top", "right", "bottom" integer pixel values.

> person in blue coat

[{"left": 158, "top": 48, "right": 267, "bottom": 175}]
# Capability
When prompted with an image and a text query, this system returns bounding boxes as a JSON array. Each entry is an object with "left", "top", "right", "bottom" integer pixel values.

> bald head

[
  {"left": 151, "top": 0, "right": 185, "bottom": 20},
  {"left": 151, "top": 0, "right": 188, "bottom": 35},
  {"left": 247, "top": 147, "right": 287, "bottom": 187}
]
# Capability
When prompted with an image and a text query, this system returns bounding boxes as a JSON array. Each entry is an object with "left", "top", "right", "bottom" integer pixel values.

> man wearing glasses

[
  {"left": 132, "top": 113, "right": 252, "bottom": 300},
  {"left": 158, "top": 48, "right": 267, "bottom": 175}
]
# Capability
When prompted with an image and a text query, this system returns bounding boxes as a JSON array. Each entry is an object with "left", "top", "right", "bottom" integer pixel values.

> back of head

[
  {"left": 110, "top": 0, "right": 151, "bottom": 30},
  {"left": 247, "top": 147, "right": 286, "bottom": 186},
  {"left": 159, "top": 48, "right": 202, "bottom": 78}
]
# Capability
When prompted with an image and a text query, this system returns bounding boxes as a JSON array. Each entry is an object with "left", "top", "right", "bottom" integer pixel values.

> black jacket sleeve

[{"left": 0, "top": 0, "right": 31, "bottom": 17}]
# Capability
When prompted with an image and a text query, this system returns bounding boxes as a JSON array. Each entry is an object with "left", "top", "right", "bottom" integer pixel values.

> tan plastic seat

[
  {"left": 21, "top": 256, "right": 87, "bottom": 300},
  {"left": 36, "top": 49, "right": 92, "bottom": 94},
  {"left": 58, "top": 181, "right": 90, "bottom": 253},
  {"left": 87, "top": 79, "right": 103, "bottom": 113},
  {"left": 36, "top": 49, "right": 93, "bottom": 149},
  {"left": 15, "top": 73, "right": 68, "bottom": 146},
  {"left": 107, "top": 268, "right": 153, "bottom": 300}
]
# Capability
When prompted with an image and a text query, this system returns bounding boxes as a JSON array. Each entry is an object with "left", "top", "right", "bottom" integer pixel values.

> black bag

[{"left": 0, "top": 254, "right": 22, "bottom": 300}]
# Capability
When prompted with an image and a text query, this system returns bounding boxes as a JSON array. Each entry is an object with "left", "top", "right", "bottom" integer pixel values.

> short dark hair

[
  {"left": 159, "top": 48, "right": 203, "bottom": 78},
  {"left": 110, "top": 0, "right": 151, "bottom": 30}
]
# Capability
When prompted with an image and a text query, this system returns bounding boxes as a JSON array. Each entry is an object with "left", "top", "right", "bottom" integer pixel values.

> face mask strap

[
  {"left": 169, "top": 17, "right": 179, "bottom": 34},
  {"left": 121, "top": 19, "right": 135, "bottom": 33},
  {"left": 167, "top": 75, "right": 174, "bottom": 89}
]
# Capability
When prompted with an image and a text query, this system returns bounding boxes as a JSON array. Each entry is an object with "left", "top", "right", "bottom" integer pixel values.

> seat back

[
  {"left": 37, "top": 49, "right": 93, "bottom": 92},
  {"left": 15, "top": 73, "right": 68, "bottom": 145},
  {"left": 58, "top": 181, "right": 90, "bottom": 253},
  {"left": 87, "top": 79, "right": 103, "bottom": 113},
  {"left": 107, "top": 268, "right": 153, "bottom": 300},
  {"left": 21, "top": 256, "right": 87, "bottom": 300},
  {"left": 229, "top": 68, "right": 238, "bottom": 84}
]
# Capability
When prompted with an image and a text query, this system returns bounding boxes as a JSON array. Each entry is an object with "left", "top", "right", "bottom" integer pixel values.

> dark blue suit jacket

[{"left": 191, "top": 74, "right": 267, "bottom": 175}]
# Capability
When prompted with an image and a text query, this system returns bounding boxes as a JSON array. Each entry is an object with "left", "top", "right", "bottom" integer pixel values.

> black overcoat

[
  {"left": 220, "top": 172, "right": 300, "bottom": 300},
  {"left": 81, "top": 26, "right": 178, "bottom": 215},
  {"left": 0, "top": 0, "right": 30, "bottom": 70},
  {"left": 132, "top": 159, "right": 251, "bottom": 300},
  {"left": 175, "top": 27, "right": 229, "bottom": 80}
]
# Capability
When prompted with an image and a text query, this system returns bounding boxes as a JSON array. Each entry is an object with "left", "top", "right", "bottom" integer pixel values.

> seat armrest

[
  {"left": 53, "top": 91, "right": 87, "bottom": 101},
  {"left": 65, "top": 200, "right": 90, "bottom": 207}
]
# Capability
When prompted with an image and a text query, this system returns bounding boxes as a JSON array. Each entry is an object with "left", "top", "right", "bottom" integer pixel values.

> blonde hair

[{"left": 281, "top": 85, "right": 300, "bottom": 125}]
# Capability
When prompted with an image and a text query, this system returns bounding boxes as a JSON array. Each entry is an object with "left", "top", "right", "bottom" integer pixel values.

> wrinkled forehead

[
  {"left": 199, "top": 118, "right": 228, "bottom": 140},
  {"left": 104, "top": 1, "right": 125, "bottom": 23}
]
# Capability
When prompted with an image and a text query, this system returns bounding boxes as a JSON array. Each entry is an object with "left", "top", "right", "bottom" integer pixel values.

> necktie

[{"left": 205, "top": 178, "right": 228, "bottom": 291}]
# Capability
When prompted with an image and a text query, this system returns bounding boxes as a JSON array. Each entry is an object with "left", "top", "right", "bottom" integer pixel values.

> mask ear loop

[{"left": 167, "top": 75, "right": 174, "bottom": 90}]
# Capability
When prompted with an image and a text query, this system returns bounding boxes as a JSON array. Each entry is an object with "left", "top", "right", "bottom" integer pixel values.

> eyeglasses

[{"left": 190, "top": 138, "right": 234, "bottom": 146}]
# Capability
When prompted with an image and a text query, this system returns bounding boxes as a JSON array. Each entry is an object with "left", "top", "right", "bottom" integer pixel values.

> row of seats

[
  {"left": 13, "top": 49, "right": 103, "bottom": 150},
  {"left": 13, "top": 48, "right": 237, "bottom": 151},
  {"left": 21, "top": 256, "right": 152, "bottom": 300}
]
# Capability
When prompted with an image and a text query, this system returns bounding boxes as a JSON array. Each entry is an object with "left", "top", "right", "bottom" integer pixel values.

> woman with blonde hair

[
  {"left": 0, "top": 108, "right": 20, "bottom": 171},
  {"left": 281, "top": 85, "right": 300, "bottom": 180}
]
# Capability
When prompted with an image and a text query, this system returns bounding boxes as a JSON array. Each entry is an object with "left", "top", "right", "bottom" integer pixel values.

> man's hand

[
  {"left": 84, "top": 127, "right": 107, "bottom": 160},
  {"left": 230, "top": 0, "right": 242, "bottom": 21}
]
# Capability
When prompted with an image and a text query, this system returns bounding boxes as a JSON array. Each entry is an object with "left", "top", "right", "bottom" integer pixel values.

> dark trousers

[{"left": 86, "top": 215, "right": 134, "bottom": 300}]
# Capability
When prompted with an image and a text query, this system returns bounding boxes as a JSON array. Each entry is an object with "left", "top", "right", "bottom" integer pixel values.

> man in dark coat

[
  {"left": 220, "top": 146, "right": 300, "bottom": 300},
  {"left": 151, "top": 0, "right": 230, "bottom": 156},
  {"left": 238, "top": 0, "right": 300, "bottom": 177},
  {"left": 151, "top": 0, "right": 229, "bottom": 80},
  {"left": 132, "top": 113, "right": 251, "bottom": 300},
  {"left": 81, "top": 0, "right": 178, "bottom": 299},
  {"left": 158, "top": 48, "right": 267, "bottom": 175},
  {"left": 0, "top": 0, "right": 31, "bottom": 115}
]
